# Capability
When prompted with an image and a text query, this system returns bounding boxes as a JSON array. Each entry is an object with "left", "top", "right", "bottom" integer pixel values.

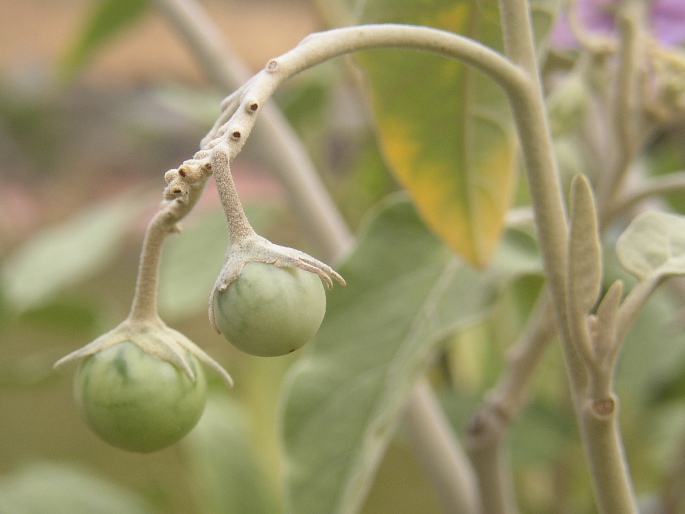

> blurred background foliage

[{"left": 1, "top": 1, "right": 685, "bottom": 513}]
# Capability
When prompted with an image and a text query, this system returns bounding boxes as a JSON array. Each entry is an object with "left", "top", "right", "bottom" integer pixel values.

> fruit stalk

[{"left": 210, "top": 145, "right": 256, "bottom": 245}]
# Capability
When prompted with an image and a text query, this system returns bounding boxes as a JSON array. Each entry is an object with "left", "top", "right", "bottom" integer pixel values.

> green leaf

[
  {"left": 280, "top": 195, "right": 540, "bottom": 514},
  {"left": 183, "top": 393, "right": 281, "bottom": 514},
  {"left": 158, "top": 210, "right": 228, "bottom": 320},
  {"left": 59, "top": 0, "right": 150, "bottom": 80},
  {"left": 651, "top": 358, "right": 685, "bottom": 404},
  {"left": 616, "top": 282, "right": 685, "bottom": 405},
  {"left": 567, "top": 175, "right": 601, "bottom": 314},
  {"left": 0, "top": 463, "right": 153, "bottom": 514},
  {"left": 354, "top": 0, "right": 516, "bottom": 267},
  {"left": 158, "top": 205, "right": 279, "bottom": 320},
  {"left": 603, "top": 246, "right": 685, "bottom": 405},
  {"left": 615, "top": 211, "right": 685, "bottom": 281},
  {"left": 1, "top": 194, "right": 144, "bottom": 312},
  {"left": 528, "top": 0, "right": 562, "bottom": 52},
  {"left": 18, "top": 298, "right": 101, "bottom": 336}
]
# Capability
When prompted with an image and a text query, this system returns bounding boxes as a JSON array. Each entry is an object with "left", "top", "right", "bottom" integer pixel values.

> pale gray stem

[
  {"left": 128, "top": 183, "right": 206, "bottom": 322},
  {"left": 466, "top": 294, "right": 556, "bottom": 514},
  {"left": 608, "top": 171, "right": 685, "bottom": 222},
  {"left": 498, "top": 6, "right": 572, "bottom": 346},
  {"left": 210, "top": 146, "right": 255, "bottom": 243},
  {"left": 152, "top": 0, "right": 352, "bottom": 259},
  {"left": 597, "top": 0, "right": 646, "bottom": 207},
  {"left": 404, "top": 379, "right": 481, "bottom": 514},
  {"left": 499, "top": 2, "right": 638, "bottom": 512},
  {"left": 468, "top": 439, "right": 515, "bottom": 514}
]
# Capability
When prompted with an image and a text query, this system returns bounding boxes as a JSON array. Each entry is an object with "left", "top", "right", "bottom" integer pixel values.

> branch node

[
  {"left": 164, "top": 169, "right": 178, "bottom": 183},
  {"left": 266, "top": 59, "right": 279, "bottom": 72},
  {"left": 590, "top": 396, "right": 617, "bottom": 419}
]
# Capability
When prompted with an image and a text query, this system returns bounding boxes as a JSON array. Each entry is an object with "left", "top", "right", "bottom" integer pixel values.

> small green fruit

[
  {"left": 213, "top": 262, "right": 326, "bottom": 356},
  {"left": 74, "top": 341, "right": 207, "bottom": 453}
]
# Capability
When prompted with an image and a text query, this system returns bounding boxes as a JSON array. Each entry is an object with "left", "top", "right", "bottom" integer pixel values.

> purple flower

[
  {"left": 550, "top": 0, "right": 685, "bottom": 49},
  {"left": 651, "top": 0, "right": 685, "bottom": 46}
]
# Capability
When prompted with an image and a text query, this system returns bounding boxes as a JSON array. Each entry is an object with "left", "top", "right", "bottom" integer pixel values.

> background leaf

[
  {"left": 1, "top": 193, "right": 144, "bottom": 312},
  {"left": 280, "top": 195, "right": 540, "bottom": 514},
  {"left": 607, "top": 240, "right": 685, "bottom": 405},
  {"left": 158, "top": 204, "right": 281, "bottom": 320},
  {"left": 615, "top": 211, "right": 685, "bottom": 281},
  {"left": 353, "top": 0, "right": 516, "bottom": 267},
  {"left": 182, "top": 393, "right": 281, "bottom": 514},
  {"left": 158, "top": 210, "right": 228, "bottom": 320},
  {"left": 59, "top": 0, "right": 150, "bottom": 80},
  {"left": 529, "top": 0, "right": 563, "bottom": 51},
  {"left": 0, "top": 463, "right": 153, "bottom": 514}
]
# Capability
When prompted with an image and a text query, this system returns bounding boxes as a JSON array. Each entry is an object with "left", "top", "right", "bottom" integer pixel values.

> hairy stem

[
  {"left": 597, "top": 0, "right": 645, "bottom": 208},
  {"left": 607, "top": 171, "right": 685, "bottom": 222},
  {"left": 128, "top": 183, "right": 206, "bottom": 322},
  {"left": 498, "top": 4, "right": 571, "bottom": 347},
  {"left": 210, "top": 146, "right": 255, "bottom": 243},
  {"left": 499, "top": 1, "right": 637, "bottom": 512},
  {"left": 152, "top": 0, "right": 352, "bottom": 259},
  {"left": 242, "top": 24, "right": 527, "bottom": 107},
  {"left": 616, "top": 277, "right": 661, "bottom": 345}
]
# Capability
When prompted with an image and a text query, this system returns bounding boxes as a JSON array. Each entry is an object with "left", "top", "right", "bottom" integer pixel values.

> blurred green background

[{"left": 3, "top": 1, "right": 685, "bottom": 513}]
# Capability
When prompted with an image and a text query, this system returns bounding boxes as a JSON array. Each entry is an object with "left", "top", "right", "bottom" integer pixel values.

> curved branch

[
  {"left": 281, "top": 24, "right": 526, "bottom": 94},
  {"left": 608, "top": 171, "right": 685, "bottom": 222},
  {"left": 203, "top": 25, "right": 527, "bottom": 150},
  {"left": 152, "top": 0, "right": 353, "bottom": 259}
]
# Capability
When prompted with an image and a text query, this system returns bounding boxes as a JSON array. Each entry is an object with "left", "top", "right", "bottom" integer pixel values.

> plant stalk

[
  {"left": 404, "top": 379, "right": 481, "bottom": 514},
  {"left": 151, "top": 0, "right": 353, "bottom": 260},
  {"left": 128, "top": 183, "right": 206, "bottom": 322},
  {"left": 466, "top": 293, "right": 556, "bottom": 514},
  {"left": 498, "top": 1, "right": 638, "bottom": 512},
  {"left": 210, "top": 146, "right": 255, "bottom": 243}
]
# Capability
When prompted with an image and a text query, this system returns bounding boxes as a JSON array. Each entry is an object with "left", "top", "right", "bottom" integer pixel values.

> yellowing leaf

[{"left": 356, "top": 0, "right": 517, "bottom": 267}]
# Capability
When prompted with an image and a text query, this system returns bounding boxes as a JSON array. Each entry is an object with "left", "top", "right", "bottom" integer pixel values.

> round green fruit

[
  {"left": 74, "top": 341, "right": 207, "bottom": 453},
  {"left": 213, "top": 262, "right": 326, "bottom": 356}
]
